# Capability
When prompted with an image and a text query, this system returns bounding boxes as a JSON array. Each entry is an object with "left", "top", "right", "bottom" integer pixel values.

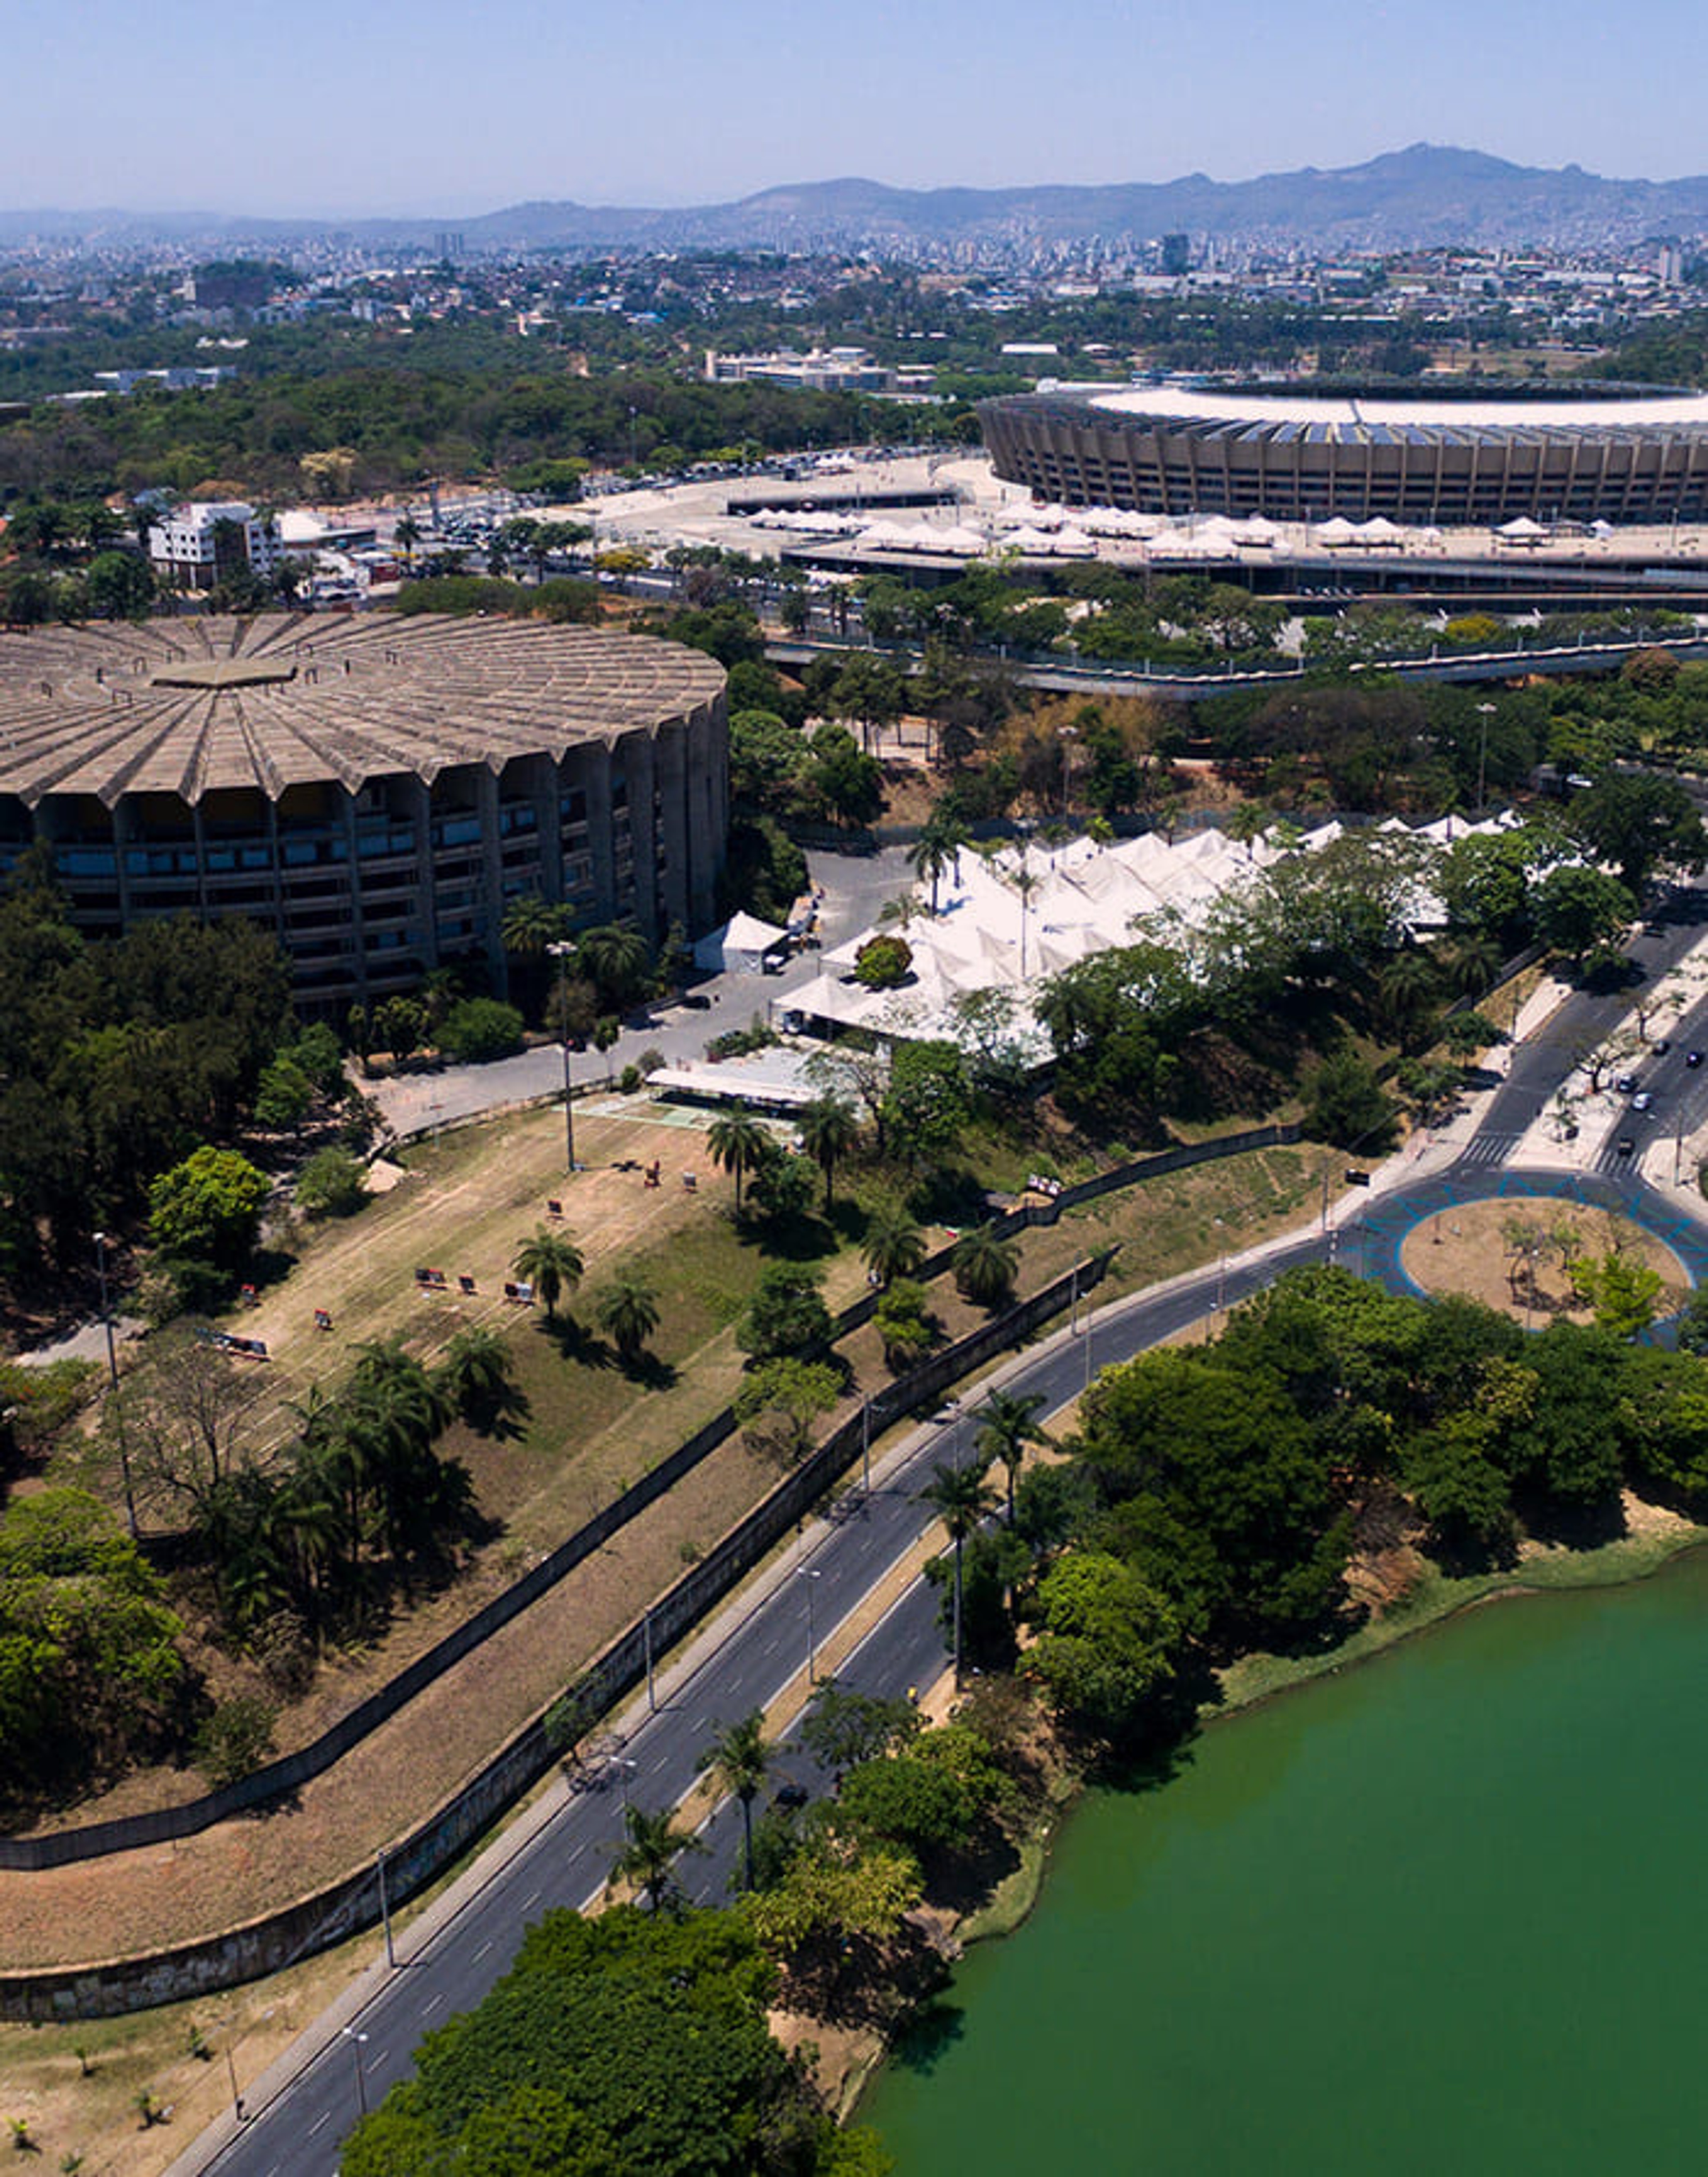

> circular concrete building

[
  {"left": 0, "top": 614, "right": 728, "bottom": 1007},
  {"left": 979, "top": 382, "right": 1708, "bottom": 526}
]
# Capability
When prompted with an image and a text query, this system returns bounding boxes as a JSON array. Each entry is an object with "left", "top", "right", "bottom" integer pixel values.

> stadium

[
  {"left": 978, "top": 383, "right": 1708, "bottom": 527},
  {"left": 0, "top": 614, "right": 728, "bottom": 1007}
]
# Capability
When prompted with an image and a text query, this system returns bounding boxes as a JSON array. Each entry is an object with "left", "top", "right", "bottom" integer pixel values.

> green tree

[
  {"left": 434, "top": 1326, "right": 521, "bottom": 1432},
  {"left": 439, "top": 998, "right": 525, "bottom": 1063},
  {"left": 147, "top": 1146, "right": 270, "bottom": 1275},
  {"left": 695, "top": 1710, "right": 773, "bottom": 1893},
  {"left": 707, "top": 1108, "right": 769, "bottom": 1213},
  {"left": 976, "top": 1388, "right": 1051, "bottom": 1524},
  {"left": 951, "top": 1222, "right": 1019, "bottom": 1310},
  {"left": 1531, "top": 864, "right": 1636, "bottom": 963},
  {"left": 737, "top": 1266, "right": 831, "bottom": 1361},
  {"left": 861, "top": 1197, "right": 927, "bottom": 1287},
  {"left": 732, "top": 1357, "right": 842, "bottom": 1462},
  {"left": 917, "top": 1458, "right": 999, "bottom": 1685},
  {"left": 295, "top": 1145, "right": 370, "bottom": 1220},
  {"left": 1023, "top": 1550, "right": 1180, "bottom": 1742},
  {"left": 853, "top": 934, "right": 912, "bottom": 990},
  {"left": 608, "top": 1803, "right": 705, "bottom": 1913},
  {"left": 797, "top": 1095, "right": 858, "bottom": 1212},
  {"left": 594, "top": 1268, "right": 661, "bottom": 1365},
  {"left": 511, "top": 1228, "right": 585, "bottom": 1320}
]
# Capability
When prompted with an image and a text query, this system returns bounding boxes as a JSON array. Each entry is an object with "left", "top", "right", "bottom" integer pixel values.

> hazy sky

[{"left": 11, "top": 0, "right": 1708, "bottom": 216}]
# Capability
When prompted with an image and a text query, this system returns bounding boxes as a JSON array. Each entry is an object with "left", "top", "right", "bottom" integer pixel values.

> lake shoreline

[{"left": 842, "top": 1503, "right": 1708, "bottom": 2126}]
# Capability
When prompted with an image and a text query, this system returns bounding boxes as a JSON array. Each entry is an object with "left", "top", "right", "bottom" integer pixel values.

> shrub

[
  {"left": 619, "top": 1062, "right": 642, "bottom": 1094},
  {"left": 193, "top": 1695, "right": 278, "bottom": 1787},
  {"left": 854, "top": 934, "right": 913, "bottom": 990},
  {"left": 295, "top": 1146, "right": 370, "bottom": 1220},
  {"left": 438, "top": 998, "right": 525, "bottom": 1063}
]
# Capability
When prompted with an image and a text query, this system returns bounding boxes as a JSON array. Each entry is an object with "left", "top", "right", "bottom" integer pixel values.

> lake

[{"left": 866, "top": 1551, "right": 1708, "bottom": 2173}]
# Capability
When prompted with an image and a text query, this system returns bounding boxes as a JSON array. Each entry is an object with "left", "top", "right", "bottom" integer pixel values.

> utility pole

[{"left": 547, "top": 941, "right": 576, "bottom": 1175}]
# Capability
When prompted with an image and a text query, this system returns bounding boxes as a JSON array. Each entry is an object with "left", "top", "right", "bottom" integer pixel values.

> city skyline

[{"left": 12, "top": 0, "right": 1708, "bottom": 220}]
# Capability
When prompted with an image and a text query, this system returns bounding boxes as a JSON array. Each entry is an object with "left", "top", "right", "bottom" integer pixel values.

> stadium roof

[{"left": 1087, "top": 384, "right": 1708, "bottom": 432}]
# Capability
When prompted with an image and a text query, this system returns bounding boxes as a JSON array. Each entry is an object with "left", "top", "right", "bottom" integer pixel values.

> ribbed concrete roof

[{"left": 0, "top": 614, "right": 725, "bottom": 809}]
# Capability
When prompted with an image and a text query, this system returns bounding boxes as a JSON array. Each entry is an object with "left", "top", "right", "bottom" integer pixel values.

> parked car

[
  {"left": 1632, "top": 1091, "right": 1655, "bottom": 1112},
  {"left": 1613, "top": 1074, "right": 1640, "bottom": 1093}
]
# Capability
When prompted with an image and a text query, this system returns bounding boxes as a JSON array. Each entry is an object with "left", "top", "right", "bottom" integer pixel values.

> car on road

[
  {"left": 1632, "top": 1091, "right": 1656, "bottom": 1112},
  {"left": 1616, "top": 1135, "right": 1637, "bottom": 1155},
  {"left": 773, "top": 1781, "right": 810, "bottom": 1812},
  {"left": 1614, "top": 1074, "right": 1640, "bottom": 1093},
  {"left": 1688, "top": 1050, "right": 1705, "bottom": 1069},
  {"left": 1651, "top": 1038, "right": 1672, "bottom": 1054}
]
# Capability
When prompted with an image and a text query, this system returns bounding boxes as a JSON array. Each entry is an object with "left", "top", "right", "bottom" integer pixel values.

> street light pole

[
  {"left": 798, "top": 1567, "right": 821, "bottom": 1684},
  {"left": 93, "top": 1231, "right": 137, "bottom": 1538},
  {"left": 861, "top": 1397, "right": 872, "bottom": 1498},
  {"left": 1475, "top": 701, "right": 1496, "bottom": 814},
  {"left": 547, "top": 941, "right": 576, "bottom": 1176},
  {"left": 342, "top": 2029, "right": 369, "bottom": 2118},
  {"left": 643, "top": 1609, "right": 656, "bottom": 1713}
]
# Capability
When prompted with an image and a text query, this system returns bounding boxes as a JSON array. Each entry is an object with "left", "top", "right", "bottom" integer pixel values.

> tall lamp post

[
  {"left": 1060, "top": 723, "right": 1078, "bottom": 820},
  {"left": 1474, "top": 701, "right": 1496, "bottom": 815},
  {"left": 798, "top": 1566, "right": 822, "bottom": 1684},
  {"left": 546, "top": 940, "right": 577, "bottom": 1176},
  {"left": 93, "top": 1231, "right": 137, "bottom": 1538}
]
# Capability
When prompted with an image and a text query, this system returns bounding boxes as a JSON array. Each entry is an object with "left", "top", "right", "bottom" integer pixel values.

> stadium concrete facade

[
  {"left": 979, "top": 384, "right": 1708, "bottom": 526},
  {"left": 0, "top": 615, "right": 728, "bottom": 1006}
]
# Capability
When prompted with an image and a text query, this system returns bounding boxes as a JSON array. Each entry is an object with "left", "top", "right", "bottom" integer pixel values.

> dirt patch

[{"left": 1399, "top": 1194, "right": 1688, "bottom": 1325}]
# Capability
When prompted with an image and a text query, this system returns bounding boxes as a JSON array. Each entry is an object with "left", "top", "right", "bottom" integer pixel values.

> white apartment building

[{"left": 148, "top": 501, "right": 280, "bottom": 588}]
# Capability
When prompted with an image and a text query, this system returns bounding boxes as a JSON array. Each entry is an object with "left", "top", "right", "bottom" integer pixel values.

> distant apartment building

[{"left": 148, "top": 501, "right": 280, "bottom": 589}]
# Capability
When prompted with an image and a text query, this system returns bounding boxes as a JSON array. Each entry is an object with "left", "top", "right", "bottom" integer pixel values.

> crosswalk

[{"left": 1456, "top": 1131, "right": 1522, "bottom": 1169}]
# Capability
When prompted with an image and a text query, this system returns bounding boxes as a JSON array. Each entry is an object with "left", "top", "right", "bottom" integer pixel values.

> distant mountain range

[{"left": 8, "top": 145, "right": 1708, "bottom": 256}]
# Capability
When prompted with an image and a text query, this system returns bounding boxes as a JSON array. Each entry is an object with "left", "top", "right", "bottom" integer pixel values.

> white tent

[
  {"left": 1496, "top": 516, "right": 1549, "bottom": 543},
  {"left": 692, "top": 911, "right": 788, "bottom": 973},
  {"left": 1313, "top": 517, "right": 1358, "bottom": 547}
]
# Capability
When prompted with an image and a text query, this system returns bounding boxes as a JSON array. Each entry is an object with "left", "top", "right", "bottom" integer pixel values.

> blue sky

[{"left": 11, "top": 0, "right": 1708, "bottom": 216}]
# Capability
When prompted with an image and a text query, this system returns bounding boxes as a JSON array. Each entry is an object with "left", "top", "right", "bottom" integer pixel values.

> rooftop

[{"left": 0, "top": 614, "right": 726, "bottom": 808}]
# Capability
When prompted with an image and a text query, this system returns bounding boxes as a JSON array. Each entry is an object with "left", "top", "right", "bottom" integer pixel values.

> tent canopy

[{"left": 692, "top": 911, "right": 788, "bottom": 973}]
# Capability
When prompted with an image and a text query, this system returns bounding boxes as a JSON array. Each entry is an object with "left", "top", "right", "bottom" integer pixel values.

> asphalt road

[{"left": 170, "top": 883, "right": 1708, "bottom": 2177}]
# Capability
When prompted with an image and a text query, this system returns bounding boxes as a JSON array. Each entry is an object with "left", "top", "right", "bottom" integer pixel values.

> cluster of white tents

[{"left": 784, "top": 814, "right": 1521, "bottom": 1065}]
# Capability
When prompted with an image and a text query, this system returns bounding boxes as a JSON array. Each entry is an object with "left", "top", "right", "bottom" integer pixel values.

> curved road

[{"left": 169, "top": 884, "right": 1708, "bottom": 2177}]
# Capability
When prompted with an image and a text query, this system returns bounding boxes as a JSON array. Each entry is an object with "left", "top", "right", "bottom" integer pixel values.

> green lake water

[{"left": 866, "top": 1551, "right": 1708, "bottom": 2175}]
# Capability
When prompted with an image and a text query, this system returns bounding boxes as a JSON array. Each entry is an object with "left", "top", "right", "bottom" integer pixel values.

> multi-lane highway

[{"left": 168, "top": 884, "right": 1708, "bottom": 2177}]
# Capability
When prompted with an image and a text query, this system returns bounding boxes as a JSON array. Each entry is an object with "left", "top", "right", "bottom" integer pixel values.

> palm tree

[
  {"left": 951, "top": 1222, "right": 1019, "bottom": 1309},
  {"left": 1444, "top": 932, "right": 1502, "bottom": 999},
  {"left": 435, "top": 1325, "right": 517, "bottom": 1427},
  {"left": 917, "top": 1458, "right": 999, "bottom": 1686},
  {"left": 695, "top": 1710, "right": 772, "bottom": 1893},
  {"left": 861, "top": 1198, "right": 926, "bottom": 1287},
  {"left": 797, "top": 1095, "right": 858, "bottom": 1212},
  {"left": 1378, "top": 947, "right": 1442, "bottom": 1050},
  {"left": 976, "top": 1388, "right": 1050, "bottom": 1524},
  {"left": 501, "top": 892, "right": 570, "bottom": 961},
  {"left": 707, "top": 1110, "right": 768, "bottom": 1213},
  {"left": 579, "top": 922, "right": 650, "bottom": 1013},
  {"left": 907, "top": 817, "right": 967, "bottom": 916},
  {"left": 394, "top": 511, "right": 422, "bottom": 567},
  {"left": 596, "top": 1269, "right": 661, "bottom": 1364},
  {"left": 512, "top": 1228, "right": 585, "bottom": 1320},
  {"left": 609, "top": 1802, "right": 705, "bottom": 1913}
]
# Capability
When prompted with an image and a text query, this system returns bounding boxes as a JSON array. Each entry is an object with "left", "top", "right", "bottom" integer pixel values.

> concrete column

[
  {"left": 656, "top": 721, "right": 691, "bottom": 936},
  {"left": 476, "top": 764, "right": 505, "bottom": 991},
  {"left": 583, "top": 746, "right": 617, "bottom": 922},
  {"left": 626, "top": 728, "right": 659, "bottom": 937}
]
